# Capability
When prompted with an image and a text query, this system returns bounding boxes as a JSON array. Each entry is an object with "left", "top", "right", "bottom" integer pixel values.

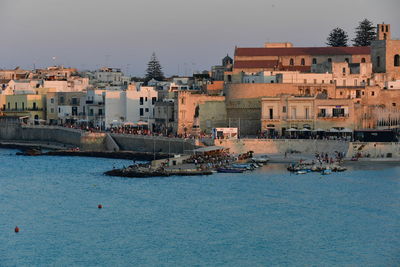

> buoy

[
  {"left": 98, "top": 204, "right": 103, "bottom": 209},
  {"left": 14, "top": 226, "right": 19, "bottom": 233}
]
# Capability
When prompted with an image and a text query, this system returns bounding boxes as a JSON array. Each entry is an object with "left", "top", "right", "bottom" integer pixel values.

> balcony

[{"left": 317, "top": 114, "right": 349, "bottom": 118}]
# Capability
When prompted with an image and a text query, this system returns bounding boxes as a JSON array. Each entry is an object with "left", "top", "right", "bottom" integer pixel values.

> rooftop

[{"left": 235, "top": 46, "right": 371, "bottom": 57}]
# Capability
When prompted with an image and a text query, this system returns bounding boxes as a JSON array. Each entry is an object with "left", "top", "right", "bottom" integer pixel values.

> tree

[
  {"left": 145, "top": 52, "right": 165, "bottom": 81},
  {"left": 326, "top": 27, "right": 349, "bottom": 47},
  {"left": 352, "top": 19, "right": 376, "bottom": 46}
]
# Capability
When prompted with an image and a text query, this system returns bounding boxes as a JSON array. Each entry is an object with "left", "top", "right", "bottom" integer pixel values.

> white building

[{"left": 105, "top": 86, "right": 158, "bottom": 128}]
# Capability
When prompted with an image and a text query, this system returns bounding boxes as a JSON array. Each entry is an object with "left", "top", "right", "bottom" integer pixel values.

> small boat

[
  {"left": 252, "top": 155, "right": 269, "bottom": 164},
  {"left": 232, "top": 163, "right": 253, "bottom": 170},
  {"left": 296, "top": 170, "right": 307, "bottom": 175},
  {"left": 217, "top": 168, "right": 244, "bottom": 173}
]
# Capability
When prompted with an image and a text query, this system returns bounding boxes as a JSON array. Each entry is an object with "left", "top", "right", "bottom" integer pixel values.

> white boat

[
  {"left": 252, "top": 155, "right": 269, "bottom": 164},
  {"left": 296, "top": 170, "right": 307, "bottom": 175}
]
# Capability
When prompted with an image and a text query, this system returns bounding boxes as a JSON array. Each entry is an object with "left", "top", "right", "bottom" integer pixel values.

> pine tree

[
  {"left": 145, "top": 52, "right": 165, "bottom": 81},
  {"left": 352, "top": 19, "right": 376, "bottom": 46},
  {"left": 326, "top": 27, "right": 349, "bottom": 47}
]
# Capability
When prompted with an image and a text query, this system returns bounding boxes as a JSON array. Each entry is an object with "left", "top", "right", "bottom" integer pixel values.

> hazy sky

[{"left": 0, "top": 0, "right": 399, "bottom": 76}]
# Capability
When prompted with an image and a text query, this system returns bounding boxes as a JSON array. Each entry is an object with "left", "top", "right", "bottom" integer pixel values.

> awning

[
  {"left": 340, "top": 128, "right": 353, "bottom": 133},
  {"left": 286, "top": 128, "right": 298, "bottom": 132},
  {"left": 312, "top": 128, "right": 325, "bottom": 132},
  {"left": 300, "top": 128, "right": 311, "bottom": 132}
]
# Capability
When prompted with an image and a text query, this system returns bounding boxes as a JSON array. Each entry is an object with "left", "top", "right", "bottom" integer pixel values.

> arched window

[
  {"left": 289, "top": 58, "right": 294, "bottom": 65},
  {"left": 312, "top": 58, "right": 317, "bottom": 64},
  {"left": 328, "top": 58, "right": 332, "bottom": 63},
  {"left": 301, "top": 58, "right": 305, "bottom": 66},
  {"left": 377, "top": 56, "right": 380, "bottom": 67},
  {"left": 394, "top": 54, "right": 400, "bottom": 67},
  {"left": 361, "top": 58, "right": 366, "bottom": 63}
]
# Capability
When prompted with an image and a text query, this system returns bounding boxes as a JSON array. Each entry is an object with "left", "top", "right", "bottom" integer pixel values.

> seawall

[
  {"left": 215, "top": 138, "right": 400, "bottom": 159},
  {"left": 0, "top": 123, "right": 196, "bottom": 153}
]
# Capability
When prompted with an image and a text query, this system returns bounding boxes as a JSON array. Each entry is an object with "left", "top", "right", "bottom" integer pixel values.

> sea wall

[
  {"left": 216, "top": 138, "right": 400, "bottom": 159},
  {"left": 0, "top": 124, "right": 108, "bottom": 151},
  {"left": 347, "top": 142, "right": 400, "bottom": 158},
  {"left": 215, "top": 138, "right": 349, "bottom": 155},
  {"left": 111, "top": 134, "right": 196, "bottom": 154}
]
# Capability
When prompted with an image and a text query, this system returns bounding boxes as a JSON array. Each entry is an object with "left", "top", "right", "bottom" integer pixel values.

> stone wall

[
  {"left": 111, "top": 134, "right": 196, "bottom": 154},
  {"left": 347, "top": 142, "right": 400, "bottom": 158},
  {"left": 215, "top": 138, "right": 349, "bottom": 155}
]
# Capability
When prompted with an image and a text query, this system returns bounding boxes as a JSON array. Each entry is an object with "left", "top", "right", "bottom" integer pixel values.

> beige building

[
  {"left": 261, "top": 95, "right": 356, "bottom": 135},
  {"left": 46, "top": 92, "right": 85, "bottom": 125},
  {"left": 173, "top": 91, "right": 225, "bottom": 135}
]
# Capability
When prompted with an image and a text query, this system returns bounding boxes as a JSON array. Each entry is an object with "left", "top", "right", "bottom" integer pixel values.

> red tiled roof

[
  {"left": 234, "top": 60, "right": 279, "bottom": 69},
  {"left": 235, "top": 46, "right": 371, "bottom": 57}
]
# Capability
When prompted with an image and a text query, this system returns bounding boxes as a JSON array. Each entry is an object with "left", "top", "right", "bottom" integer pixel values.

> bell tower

[{"left": 377, "top": 23, "right": 391, "bottom": 40}]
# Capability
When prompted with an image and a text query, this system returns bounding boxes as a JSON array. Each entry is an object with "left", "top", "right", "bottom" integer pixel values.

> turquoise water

[{"left": 0, "top": 149, "right": 399, "bottom": 266}]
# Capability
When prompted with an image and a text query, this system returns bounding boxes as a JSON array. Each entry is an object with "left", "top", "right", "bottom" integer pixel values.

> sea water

[{"left": 0, "top": 148, "right": 399, "bottom": 266}]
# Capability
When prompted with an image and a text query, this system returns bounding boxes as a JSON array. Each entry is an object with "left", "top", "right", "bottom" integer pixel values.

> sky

[{"left": 0, "top": 0, "right": 399, "bottom": 77}]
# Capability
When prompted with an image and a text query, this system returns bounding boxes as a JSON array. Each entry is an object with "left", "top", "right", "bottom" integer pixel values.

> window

[
  {"left": 313, "top": 79, "right": 317, "bottom": 84},
  {"left": 342, "top": 67, "right": 346, "bottom": 74},
  {"left": 393, "top": 103, "right": 396, "bottom": 107},
  {"left": 140, "top": 108, "right": 144, "bottom": 116},
  {"left": 50, "top": 98, "right": 54, "bottom": 104},
  {"left": 340, "top": 91, "right": 343, "bottom": 96},
  {"left": 343, "top": 80, "right": 346, "bottom": 86},
  {"left": 7, "top": 102, "right": 10, "bottom": 110},
  {"left": 269, "top": 108, "right": 273, "bottom": 119},
  {"left": 289, "top": 58, "right": 294, "bottom": 65},
  {"left": 384, "top": 33, "right": 387, "bottom": 40},
  {"left": 319, "top": 109, "right": 326, "bottom": 117},
  {"left": 59, "top": 96, "right": 64, "bottom": 104},
  {"left": 345, "top": 58, "right": 349, "bottom": 63},
  {"left": 301, "top": 58, "right": 305, "bottom": 66},
  {"left": 333, "top": 108, "right": 345, "bottom": 117},
  {"left": 152, "top": 97, "right": 156, "bottom": 105},
  {"left": 381, "top": 25, "right": 384, "bottom": 32},
  {"left": 72, "top": 107, "right": 78, "bottom": 116},
  {"left": 98, "top": 109, "right": 103, "bottom": 115},
  {"left": 377, "top": 56, "right": 380, "bottom": 67},
  {"left": 15, "top": 102, "right": 17, "bottom": 110},
  {"left": 59, "top": 107, "right": 61, "bottom": 113},
  {"left": 305, "top": 107, "right": 309, "bottom": 119},
  {"left": 282, "top": 106, "right": 286, "bottom": 113},
  {"left": 386, "top": 25, "right": 389, "bottom": 32},
  {"left": 291, "top": 107, "right": 297, "bottom": 119},
  {"left": 140, "top": 97, "right": 143, "bottom": 105},
  {"left": 181, "top": 97, "right": 185, "bottom": 104},
  {"left": 394, "top": 54, "right": 400, "bottom": 66},
  {"left": 145, "top": 108, "right": 149, "bottom": 112},
  {"left": 145, "top": 97, "right": 148, "bottom": 102},
  {"left": 312, "top": 58, "right": 317, "bottom": 64},
  {"left": 361, "top": 58, "right": 366, "bottom": 63},
  {"left": 22, "top": 102, "right": 24, "bottom": 110},
  {"left": 303, "top": 79, "right": 307, "bottom": 84},
  {"left": 51, "top": 108, "right": 54, "bottom": 113},
  {"left": 328, "top": 58, "right": 332, "bottom": 63},
  {"left": 322, "top": 80, "right": 325, "bottom": 84},
  {"left": 354, "top": 80, "right": 357, "bottom": 86},
  {"left": 371, "top": 91, "right": 375, "bottom": 96},
  {"left": 33, "top": 102, "right": 37, "bottom": 109},
  {"left": 72, "top": 98, "right": 78, "bottom": 105}
]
